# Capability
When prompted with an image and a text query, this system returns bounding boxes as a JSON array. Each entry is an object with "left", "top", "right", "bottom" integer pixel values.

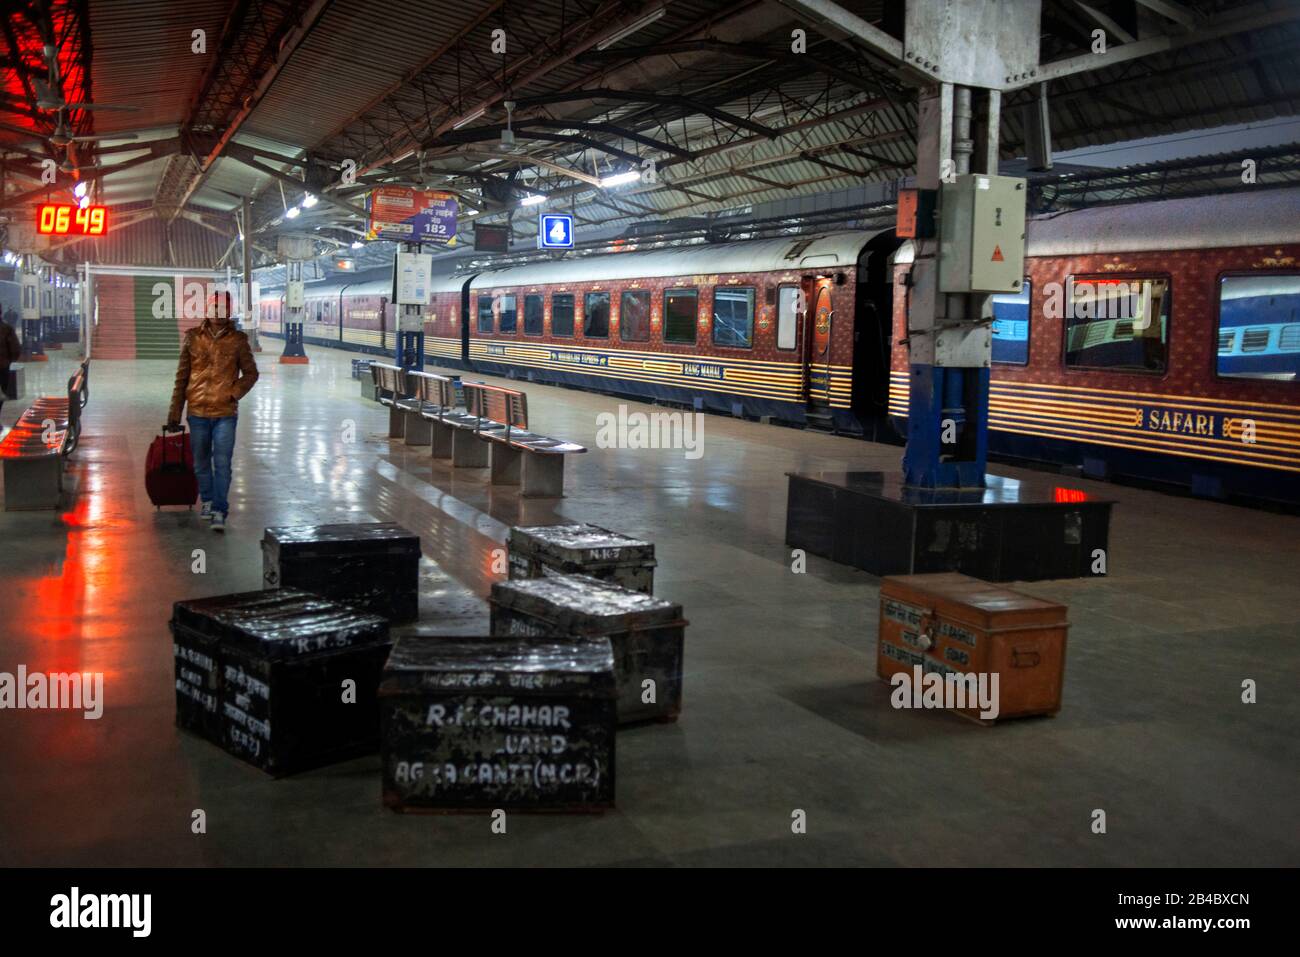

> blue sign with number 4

[{"left": 538, "top": 214, "right": 574, "bottom": 249}]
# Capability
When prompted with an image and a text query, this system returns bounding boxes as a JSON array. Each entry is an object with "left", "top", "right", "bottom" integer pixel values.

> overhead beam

[
  {"left": 773, "top": 0, "right": 916, "bottom": 75},
  {"left": 362, "top": 0, "right": 633, "bottom": 174},
  {"left": 1072, "top": 1, "right": 1137, "bottom": 44},
  {"left": 575, "top": 38, "right": 892, "bottom": 97},
  {"left": 450, "top": 148, "right": 604, "bottom": 187},
  {"left": 424, "top": 127, "right": 643, "bottom": 165},
  {"left": 0, "top": 138, "right": 178, "bottom": 209},
  {"left": 510, "top": 88, "right": 778, "bottom": 138},
  {"left": 521, "top": 119, "right": 690, "bottom": 159},
  {"left": 1031, "top": 3, "right": 1300, "bottom": 87},
  {"left": 839, "top": 145, "right": 910, "bottom": 169},
  {"left": 157, "top": 0, "right": 333, "bottom": 220},
  {"left": 224, "top": 147, "right": 370, "bottom": 221},
  {"left": 798, "top": 150, "right": 866, "bottom": 177},
  {"left": 1134, "top": 0, "right": 1198, "bottom": 30}
]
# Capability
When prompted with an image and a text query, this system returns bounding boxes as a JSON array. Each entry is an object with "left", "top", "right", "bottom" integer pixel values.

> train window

[
  {"left": 620, "top": 290, "right": 651, "bottom": 342},
  {"left": 713, "top": 286, "right": 755, "bottom": 349},
  {"left": 524, "top": 295, "right": 543, "bottom": 335},
  {"left": 992, "top": 281, "right": 1032, "bottom": 365},
  {"left": 1064, "top": 277, "right": 1169, "bottom": 375},
  {"left": 476, "top": 295, "right": 494, "bottom": 333},
  {"left": 776, "top": 285, "right": 800, "bottom": 350},
  {"left": 498, "top": 294, "right": 517, "bottom": 334},
  {"left": 663, "top": 288, "right": 697, "bottom": 344},
  {"left": 551, "top": 294, "right": 575, "bottom": 337},
  {"left": 584, "top": 292, "right": 610, "bottom": 338},
  {"left": 1217, "top": 274, "right": 1300, "bottom": 381}
]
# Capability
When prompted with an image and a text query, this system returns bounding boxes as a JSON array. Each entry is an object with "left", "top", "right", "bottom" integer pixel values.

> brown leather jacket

[{"left": 169, "top": 320, "right": 259, "bottom": 421}]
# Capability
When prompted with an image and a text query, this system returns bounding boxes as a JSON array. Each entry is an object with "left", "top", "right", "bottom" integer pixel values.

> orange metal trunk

[{"left": 877, "top": 573, "right": 1069, "bottom": 723}]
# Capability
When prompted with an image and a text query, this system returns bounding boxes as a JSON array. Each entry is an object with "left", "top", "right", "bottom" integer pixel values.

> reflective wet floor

[{"left": 1, "top": 347, "right": 1297, "bottom": 866}]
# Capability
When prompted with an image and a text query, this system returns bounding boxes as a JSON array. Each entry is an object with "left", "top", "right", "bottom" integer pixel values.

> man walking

[
  {"left": 167, "top": 292, "right": 259, "bottom": 531},
  {"left": 0, "top": 308, "right": 20, "bottom": 424}
]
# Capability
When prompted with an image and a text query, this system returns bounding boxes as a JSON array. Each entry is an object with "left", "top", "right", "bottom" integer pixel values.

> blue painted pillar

[{"left": 902, "top": 364, "right": 989, "bottom": 488}]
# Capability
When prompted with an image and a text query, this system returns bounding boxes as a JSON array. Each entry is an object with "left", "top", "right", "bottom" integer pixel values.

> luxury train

[{"left": 260, "top": 187, "right": 1300, "bottom": 504}]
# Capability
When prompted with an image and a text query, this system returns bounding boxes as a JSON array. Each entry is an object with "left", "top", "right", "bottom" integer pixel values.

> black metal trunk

[
  {"left": 379, "top": 636, "right": 616, "bottom": 812},
  {"left": 507, "top": 523, "right": 657, "bottom": 594},
  {"left": 171, "top": 588, "right": 392, "bottom": 777},
  {"left": 261, "top": 523, "right": 421, "bottom": 623},
  {"left": 489, "top": 574, "right": 686, "bottom": 725}
]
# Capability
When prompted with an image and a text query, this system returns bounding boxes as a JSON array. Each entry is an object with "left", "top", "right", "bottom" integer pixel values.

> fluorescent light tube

[
  {"left": 596, "top": 3, "right": 665, "bottom": 50},
  {"left": 453, "top": 107, "right": 488, "bottom": 130}
]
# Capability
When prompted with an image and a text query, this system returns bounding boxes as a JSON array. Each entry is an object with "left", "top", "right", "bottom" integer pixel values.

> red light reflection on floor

[{"left": 1053, "top": 487, "right": 1089, "bottom": 503}]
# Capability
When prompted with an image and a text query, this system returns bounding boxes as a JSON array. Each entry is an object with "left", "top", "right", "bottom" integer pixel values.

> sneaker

[
  {"left": 211, "top": 512, "right": 226, "bottom": 533},
  {"left": 200, "top": 501, "right": 213, "bottom": 520}
]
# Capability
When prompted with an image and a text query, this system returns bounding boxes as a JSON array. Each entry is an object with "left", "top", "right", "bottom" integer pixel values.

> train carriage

[
  {"left": 260, "top": 275, "right": 392, "bottom": 354},
  {"left": 457, "top": 231, "right": 901, "bottom": 434},
  {"left": 890, "top": 188, "right": 1300, "bottom": 504},
  {"left": 258, "top": 187, "right": 1300, "bottom": 508}
]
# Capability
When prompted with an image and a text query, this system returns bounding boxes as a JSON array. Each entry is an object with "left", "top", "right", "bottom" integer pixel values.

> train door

[
  {"left": 379, "top": 297, "right": 388, "bottom": 352},
  {"left": 337, "top": 289, "right": 346, "bottom": 344},
  {"left": 460, "top": 277, "right": 474, "bottom": 365},
  {"left": 851, "top": 230, "right": 905, "bottom": 441},
  {"left": 802, "top": 277, "right": 834, "bottom": 406}
]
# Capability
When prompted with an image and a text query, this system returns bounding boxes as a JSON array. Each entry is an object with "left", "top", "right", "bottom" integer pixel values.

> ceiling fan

[
  {"left": 47, "top": 112, "right": 137, "bottom": 147},
  {"left": 32, "top": 44, "right": 140, "bottom": 114},
  {"left": 32, "top": 76, "right": 139, "bottom": 114}
]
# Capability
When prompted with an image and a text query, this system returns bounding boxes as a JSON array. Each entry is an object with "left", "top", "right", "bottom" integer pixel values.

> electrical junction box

[
  {"left": 938, "top": 174, "right": 1027, "bottom": 293},
  {"left": 285, "top": 281, "right": 304, "bottom": 309}
]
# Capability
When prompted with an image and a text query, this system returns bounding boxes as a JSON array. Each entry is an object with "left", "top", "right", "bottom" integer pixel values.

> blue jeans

[{"left": 187, "top": 415, "right": 237, "bottom": 514}]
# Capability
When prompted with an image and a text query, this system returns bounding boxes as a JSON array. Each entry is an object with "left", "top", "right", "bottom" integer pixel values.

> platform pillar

[
  {"left": 17, "top": 255, "right": 46, "bottom": 362},
  {"left": 279, "top": 258, "right": 309, "bottom": 365},
  {"left": 395, "top": 330, "right": 424, "bottom": 372},
  {"left": 393, "top": 242, "right": 431, "bottom": 372},
  {"left": 901, "top": 82, "right": 1014, "bottom": 489}
]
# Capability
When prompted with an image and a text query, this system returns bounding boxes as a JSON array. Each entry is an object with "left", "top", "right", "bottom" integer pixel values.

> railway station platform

[{"left": 1, "top": 346, "right": 1296, "bottom": 867}]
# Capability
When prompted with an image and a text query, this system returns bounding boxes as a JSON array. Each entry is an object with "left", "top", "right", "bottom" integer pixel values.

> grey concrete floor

[{"left": 1, "top": 346, "right": 1297, "bottom": 867}]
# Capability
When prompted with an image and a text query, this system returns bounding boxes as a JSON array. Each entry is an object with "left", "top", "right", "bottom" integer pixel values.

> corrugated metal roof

[
  {"left": 7, "top": 0, "right": 1300, "bottom": 276},
  {"left": 240, "top": 2, "right": 492, "bottom": 150},
  {"left": 84, "top": 0, "right": 232, "bottom": 137},
  {"left": 68, "top": 211, "right": 234, "bottom": 269}
]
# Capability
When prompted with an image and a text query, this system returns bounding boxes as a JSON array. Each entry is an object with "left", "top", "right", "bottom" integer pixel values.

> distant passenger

[
  {"left": 0, "top": 309, "right": 20, "bottom": 422},
  {"left": 167, "top": 292, "right": 259, "bottom": 532}
]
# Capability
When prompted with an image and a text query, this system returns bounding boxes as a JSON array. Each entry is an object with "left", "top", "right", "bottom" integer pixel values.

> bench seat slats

[{"left": 511, "top": 437, "right": 587, "bottom": 454}]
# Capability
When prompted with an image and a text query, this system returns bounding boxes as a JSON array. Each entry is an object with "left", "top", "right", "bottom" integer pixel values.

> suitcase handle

[
  {"left": 158, "top": 425, "right": 188, "bottom": 470},
  {"left": 1011, "top": 646, "right": 1040, "bottom": 668}
]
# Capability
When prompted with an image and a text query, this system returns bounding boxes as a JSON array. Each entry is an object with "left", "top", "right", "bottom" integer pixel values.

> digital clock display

[{"left": 36, "top": 203, "right": 109, "bottom": 236}]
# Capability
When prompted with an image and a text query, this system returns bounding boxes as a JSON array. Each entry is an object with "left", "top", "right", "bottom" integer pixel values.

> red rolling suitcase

[{"left": 146, "top": 425, "right": 198, "bottom": 509}]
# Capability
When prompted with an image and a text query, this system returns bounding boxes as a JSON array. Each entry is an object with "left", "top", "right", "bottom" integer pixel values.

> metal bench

[
  {"left": 372, "top": 362, "right": 415, "bottom": 439},
  {"left": 460, "top": 382, "right": 586, "bottom": 497},
  {"left": 407, "top": 371, "right": 503, "bottom": 465},
  {"left": 0, "top": 362, "right": 88, "bottom": 509}
]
